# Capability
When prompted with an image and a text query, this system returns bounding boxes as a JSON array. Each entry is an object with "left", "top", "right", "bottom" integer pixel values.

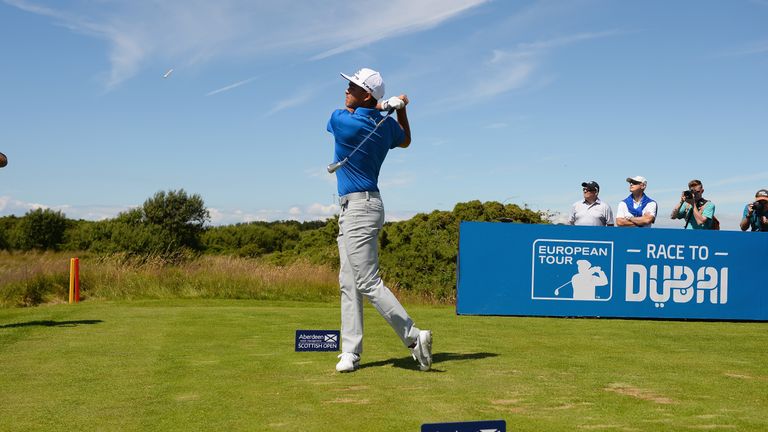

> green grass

[{"left": 0, "top": 300, "right": 766, "bottom": 431}]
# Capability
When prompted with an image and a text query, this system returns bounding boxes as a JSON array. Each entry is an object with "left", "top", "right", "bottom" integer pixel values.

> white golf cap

[
  {"left": 626, "top": 176, "right": 647, "bottom": 185},
  {"left": 341, "top": 68, "right": 385, "bottom": 101}
]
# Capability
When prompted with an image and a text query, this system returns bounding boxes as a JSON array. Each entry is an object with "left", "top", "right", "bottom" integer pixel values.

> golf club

[
  {"left": 554, "top": 280, "right": 572, "bottom": 296},
  {"left": 327, "top": 109, "right": 395, "bottom": 174}
]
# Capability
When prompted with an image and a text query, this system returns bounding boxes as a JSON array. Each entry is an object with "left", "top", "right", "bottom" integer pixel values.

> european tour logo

[{"left": 531, "top": 239, "right": 614, "bottom": 301}]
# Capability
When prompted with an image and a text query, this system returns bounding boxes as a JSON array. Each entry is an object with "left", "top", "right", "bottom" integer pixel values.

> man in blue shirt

[
  {"left": 327, "top": 68, "right": 432, "bottom": 373},
  {"left": 740, "top": 189, "right": 768, "bottom": 232}
]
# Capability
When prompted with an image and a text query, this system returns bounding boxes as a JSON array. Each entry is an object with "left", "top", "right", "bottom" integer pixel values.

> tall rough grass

[
  {"left": 1, "top": 251, "right": 442, "bottom": 307},
  {"left": 0, "top": 252, "right": 339, "bottom": 307},
  {"left": 0, "top": 251, "right": 71, "bottom": 306},
  {"left": 83, "top": 254, "right": 339, "bottom": 302}
]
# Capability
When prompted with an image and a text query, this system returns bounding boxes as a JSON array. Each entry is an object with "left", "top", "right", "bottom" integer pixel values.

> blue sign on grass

[
  {"left": 457, "top": 222, "right": 768, "bottom": 321},
  {"left": 422, "top": 419, "right": 506, "bottom": 432},
  {"left": 295, "top": 330, "right": 339, "bottom": 351}
]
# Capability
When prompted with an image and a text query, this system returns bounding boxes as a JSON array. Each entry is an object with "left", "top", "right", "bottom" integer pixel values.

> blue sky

[{"left": 1, "top": 0, "right": 766, "bottom": 229}]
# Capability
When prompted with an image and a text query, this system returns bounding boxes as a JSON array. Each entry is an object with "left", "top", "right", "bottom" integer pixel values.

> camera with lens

[
  {"left": 753, "top": 200, "right": 766, "bottom": 214},
  {"left": 683, "top": 190, "right": 694, "bottom": 200}
]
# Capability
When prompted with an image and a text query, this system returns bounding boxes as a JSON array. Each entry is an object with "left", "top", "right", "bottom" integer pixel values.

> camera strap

[
  {"left": 683, "top": 200, "right": 709, "bottom": 229},
  {"left": 683, "top": 205, "right": 693, "bottom": 229}
]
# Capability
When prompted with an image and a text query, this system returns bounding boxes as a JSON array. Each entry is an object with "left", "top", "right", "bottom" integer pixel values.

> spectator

[
  {"left": 670, "top": 179, "right": 717, "bottom": 229},
  {"left": 616, "top": 176, "right": 657, "bottom": 228},
  {"left": 568, "top": 181, "right": 614, "bottom": 226},
  {"left": 740, "top": 189, "right": 768, "bottom": 232}
]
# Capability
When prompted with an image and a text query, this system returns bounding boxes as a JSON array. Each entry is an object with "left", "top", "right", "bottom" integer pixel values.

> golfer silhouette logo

[{"left": 554, "top": 259, "right": 608, "bottom": 300}]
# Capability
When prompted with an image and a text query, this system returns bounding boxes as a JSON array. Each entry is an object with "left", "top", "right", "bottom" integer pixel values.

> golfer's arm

[{"left": 396, "top": 108, "right": 411, "bottom": 148}]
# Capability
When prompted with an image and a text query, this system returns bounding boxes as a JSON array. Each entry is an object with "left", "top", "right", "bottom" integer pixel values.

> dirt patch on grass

[
  {"left": 323, "top": 398, "right": 370, "bottom": 404},
  {"left": 548, "top": 402, "right": 593, "bottom": 410},
  {"left": 175, "top": 393, "right": 200, "bottom": 401},
  {"left": 489, "top": 400, "right": 526, "bottom": 413},
  {"left": 604, "top": 383, "right": 675, "bottom": 404},
  {"left": 490, "top": 406, "right": 526, "bottom": 413},
  {"left": 490, "top": 399, "right": 520, "bottom": 405},
  {"left": 333, "top": 385, "right": 369, "bottom": 391},
  {"left": 724, "top": 371, "right": 767, "bottom": 382}
]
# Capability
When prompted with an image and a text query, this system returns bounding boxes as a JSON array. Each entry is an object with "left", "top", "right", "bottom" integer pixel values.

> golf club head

[{"left": 327, "top": 158, "right": 348, "bottom": 173}]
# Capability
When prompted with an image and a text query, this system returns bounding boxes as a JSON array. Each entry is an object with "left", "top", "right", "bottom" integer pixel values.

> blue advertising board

[
  {"left": 457, "top": 222, "right": 768, "bottom": 321},
  {"left": 422, "top": 419, "right": 505, "bottom": 432}
]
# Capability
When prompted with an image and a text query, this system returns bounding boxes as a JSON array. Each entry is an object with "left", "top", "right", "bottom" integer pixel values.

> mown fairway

[{"left": 0, "top": 300, "right": 765, "bottom": 431}]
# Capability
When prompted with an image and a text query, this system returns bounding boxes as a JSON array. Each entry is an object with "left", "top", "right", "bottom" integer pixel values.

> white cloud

[
  {"left": 308, "top": 0, "right": 490, "bottom": 60},
  {"left": 708, "top": 172, "right": 768, "bottom": 188},
  {"left": 385, "top": 210, "right": 418, "bottom": 222},
  {"left": 206, "top": 76, "right": 259, "bottom": 96},
  {"left": 719, "top": 40, "right": 768, "bottom": 57},
  {"left": 5, "top": 0, "right": 489, "bottom": 89},
  {"left": 307, "top": 203, "right": 339, "bottom": 217},
  {"left": 433, "top": 30, "right": 621, "bottom": 109},
  {"left": 0, "top": 195, "right": 134, "bottom": 220},
  {"left": 265, "top": 88, "right": 315, "bottom": 116},
  {"left": 515, "top": 30, "right": 622, "bottom": 51},
  {"left": 208, "top": 204, "right": 338, "bottom": 225}
]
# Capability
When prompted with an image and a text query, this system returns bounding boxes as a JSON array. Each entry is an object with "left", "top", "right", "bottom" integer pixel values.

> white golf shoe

[
  {"left": 335, "top": 352, "right": 360, "bottom": 373},
  {"left": 411, "top": 330, "right": 432, "bottom": 371}
]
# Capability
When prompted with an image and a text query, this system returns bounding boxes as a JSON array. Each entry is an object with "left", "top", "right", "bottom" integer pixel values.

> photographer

[
  {"left": 740, "top": 189, "right": 768, "bottom": 232},
  {"left": 670, "top": 179, "right": 716, "bottom": 229}
]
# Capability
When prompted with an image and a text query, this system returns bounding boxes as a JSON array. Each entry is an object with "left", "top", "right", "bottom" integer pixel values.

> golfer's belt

[{"left": 339, "top": 191, "right": 381, "bottom": 205}]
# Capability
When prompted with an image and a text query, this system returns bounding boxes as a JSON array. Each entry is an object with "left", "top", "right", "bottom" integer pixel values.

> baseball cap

[
  {"left": 755, "top": 189, "right": 768, "bottom": 199},
  {"left": 340, "top": 68, "right": 385, "bottom": 101},
  {"left": 626, "top": 176, "right": 647, "bottom": 185},
  {"left": 581, "top": 181, "right": 599, "bottom": 192}
]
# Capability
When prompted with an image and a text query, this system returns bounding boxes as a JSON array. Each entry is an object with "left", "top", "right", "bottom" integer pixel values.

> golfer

[{"left": 327, "top": 68, "right": 432, "bottom": 373}]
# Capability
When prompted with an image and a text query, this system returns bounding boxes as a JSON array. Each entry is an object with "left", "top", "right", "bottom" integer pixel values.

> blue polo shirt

[{"left": 327, "top": 108, "right": 404, "bottom": 196}]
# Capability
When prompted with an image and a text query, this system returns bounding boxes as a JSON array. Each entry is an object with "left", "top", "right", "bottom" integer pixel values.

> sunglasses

[
  {"left": 582, "top": 188, "right": 597, "bottom": 192},
  {"left": 629, "top": 181, "right": 642, "bottom": 186}
]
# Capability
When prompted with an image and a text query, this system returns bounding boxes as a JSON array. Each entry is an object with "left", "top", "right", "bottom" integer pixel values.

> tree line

[{"left": 0, "top": 189, "right": 550, "bottom": 296}]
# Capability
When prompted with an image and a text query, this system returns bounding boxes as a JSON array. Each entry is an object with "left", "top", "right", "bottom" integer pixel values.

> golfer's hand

[{"left": 381, "top": 96, "right": 406, "bottom": 111}]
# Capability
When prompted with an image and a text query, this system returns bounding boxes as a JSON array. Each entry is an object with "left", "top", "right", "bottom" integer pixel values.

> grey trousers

[{"left": 337, "top": 195, "right": 420, "bottom": 354}]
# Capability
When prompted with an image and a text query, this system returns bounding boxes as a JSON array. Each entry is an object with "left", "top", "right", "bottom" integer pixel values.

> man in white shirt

[
  {"left": 568, "top": 181, "right": 614, "bottom": 226},
  {"left": 616, "top": 176, "right": 657, "bottom": 228}
]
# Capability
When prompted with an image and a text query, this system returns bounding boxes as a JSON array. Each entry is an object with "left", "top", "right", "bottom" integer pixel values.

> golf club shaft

[
  {"left": 554, "top": 280, "right": 572, "bottom": 295},
  {"left": 327, "top": 109, "right": 395, "bottom": 174}
]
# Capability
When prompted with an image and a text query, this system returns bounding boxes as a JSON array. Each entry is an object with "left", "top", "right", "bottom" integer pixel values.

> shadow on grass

[
  {"left": 361, "top": 352, "right": 499, "bottom": 372},
  {"left": 0, "top": 319, "right": 103, "bottom": 329}
]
